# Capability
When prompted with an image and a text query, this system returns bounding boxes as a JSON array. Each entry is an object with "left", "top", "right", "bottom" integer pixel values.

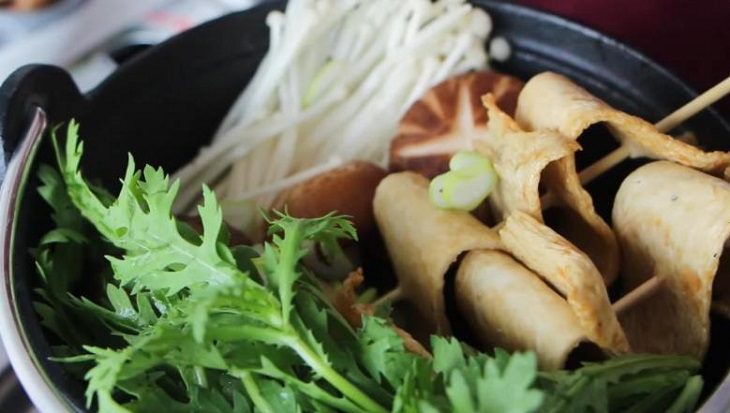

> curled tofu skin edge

[
  {"left": 613, "top": 161, "right": 730, "bottom": 358},
  {"left": 478, "top": 94, "right": 620, "bottom": 284},
  {"left": 515, "top": 72, "right": 730, "bottom": 175},
  {"left": 540, "top": 155, "right": 621, "bottom": 284},
  {"left": 373, "top": 172, "right": 502, "bottom": 334},
  {"left": 499, "top": 211, "right": 630, "bottom": 354},
  {"left": 456, "top": 250, "right": 589, "bottom": 370},
  {"left": 476, "top": 94, "right": 578, "bottom": 221}
]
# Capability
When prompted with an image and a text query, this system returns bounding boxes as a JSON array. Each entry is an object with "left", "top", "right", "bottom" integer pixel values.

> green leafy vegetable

[
  {"left": 538, "top": 354, "right": 703, "bottom": 413},
  {"left": 32, "top": 122, "right": 703, "bottom": 413}
]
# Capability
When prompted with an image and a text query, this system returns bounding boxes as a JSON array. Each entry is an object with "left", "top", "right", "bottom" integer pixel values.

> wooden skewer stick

[
  {"left": 376, "top": 271, "right": 668, "bottom": 315},
  {"left": 577, "top": 145, "right": 631, "bottom": 186},
  {"left": 539, "top": 191, "right": 559, "bottom": 210},
  {"left": 655, "top": 75, "right": 730, "bottom": 132},
  {"left": 543, "top": 133, "right": 696, "bottom": 207},
  {"left": 579, "top": 74, "right": 730, "bottom": 187},
  {"left": 371, "top": 286, "right": 404, "bottom": 308},
  {"left": 611, "top": 275, "right": 664, "bottom": 315}
]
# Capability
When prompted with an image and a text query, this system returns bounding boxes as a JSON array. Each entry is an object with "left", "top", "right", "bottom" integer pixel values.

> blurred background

[
  {"left": 1, "top": 0, "right": 728, "bottom": 101},
  {"left": 0, "top": 0, "right": 728, "bottom": 411},
  {"left": 520, "top": 0, "right": 730, "bottom": 118},
  {"left": 0, "top": 0, "right": 260, "bottom": 90}
]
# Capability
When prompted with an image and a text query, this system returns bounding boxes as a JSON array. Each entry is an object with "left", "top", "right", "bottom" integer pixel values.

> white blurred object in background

[
  {"left": 0, "top": 0, "right": 263, "bottom": 90},
  {"left": 0, "top": 0, "right": 164, "bottom": 83}
]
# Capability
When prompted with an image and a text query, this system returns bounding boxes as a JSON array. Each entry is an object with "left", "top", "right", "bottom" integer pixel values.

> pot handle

[{"left": 0, "top": 64, "right": 85, "bottom": 177}]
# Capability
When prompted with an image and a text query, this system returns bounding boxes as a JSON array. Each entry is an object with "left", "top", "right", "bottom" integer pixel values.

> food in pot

[{"left": 24, "top": 1, "right": 730, "bottom": 412}]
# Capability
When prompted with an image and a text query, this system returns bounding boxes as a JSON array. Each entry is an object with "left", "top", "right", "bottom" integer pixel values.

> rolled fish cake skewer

[
  {"left": 497, "top": 211, "right": 630, "bottom": 353},
  {"left": 391, "top": 73, "right": 730, "bottom": 277},
  {"left": 390, "top": 71, "right": 622, "bottom": 284},
  {"left": 377, "top": 71, "right": 730, "bottom": 360},
  {"left": 373, "top": 171, "right": 629, "bottom": 367},
  {"left": 513, "top": 72, "right": 730, "bottom": 293},
  {"left": 482, "top": 86, "right": 723, "bottom": 305},
  {"left": 455, "top": 249, "right": 595, "bottom": 370},
  {"left": 515, "top": 72, "right": 730, "bottom": 312},
  {"left": 372, "top": 171, "right": 502, "bottom": 333},
  {"left": 517, "top": 72, "right": 730, "bottom": 183},
  {"left": 612, "top": 161, "right": 730, "bottom": 358},
  {"left": 477, "top": 95, "right": 620, "bottom": 284},
  {"left": 379, "top": 100, "right": 651, "bottom": 333}
]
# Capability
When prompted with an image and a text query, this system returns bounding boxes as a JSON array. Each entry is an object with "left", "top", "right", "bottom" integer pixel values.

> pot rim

[{"left": 0, "top": 107, "right": 74, "bottom": 412}]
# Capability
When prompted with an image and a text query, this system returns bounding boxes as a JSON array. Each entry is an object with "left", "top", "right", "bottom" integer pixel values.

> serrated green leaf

[
  {"left": 257, "top": 377, "right": 302, "bottom": 413},
  {"left": 431, "top": 336, "right": 466, "bottom": 375},
  {"left": 37, "top": 163, "right": 85, "bottom": 230},
  {"left": 106, "top": 284, "right": 136, "bottom": 320},
  {"left": 445, "top": 371, "right": 476, "bottom": 413},
  {"left": 135, "top": 294, "right": 158, "bottom": 326},
  {"left": 358, "top": 317, "right": 415, "bottom": 388},
  {"left": 39, "top": 227, "right": 88, "bottom": 245},
  {"left": 264, "top": 212, "right": 357, "bottom": 324},
  {"left": 473, "top": 353, "right": 543, "bottom": 413}
]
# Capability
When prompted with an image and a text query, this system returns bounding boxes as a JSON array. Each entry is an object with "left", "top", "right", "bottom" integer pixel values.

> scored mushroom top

[
  {"left": 389, "top": 70, "right": 524, "bottom": 178},
  {"left": 272, "top": 161, "right": 388, "bottom": 235}
]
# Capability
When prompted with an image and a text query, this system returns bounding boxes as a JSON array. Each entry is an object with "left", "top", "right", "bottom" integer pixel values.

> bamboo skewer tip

[{"left": 612, "top": 275, "right": 664, "bottom": 315}]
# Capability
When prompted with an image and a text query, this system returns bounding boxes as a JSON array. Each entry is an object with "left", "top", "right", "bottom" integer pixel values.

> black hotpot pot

[{"left": 0, "top": 1, "right": 728, "bottom": 411}]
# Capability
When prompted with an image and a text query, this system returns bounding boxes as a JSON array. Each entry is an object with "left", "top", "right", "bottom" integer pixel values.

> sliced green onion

[
  {"left": 448, "top": 149, "right": 493, "bottom": 174},
  {"left": 429, "top": 150, "right": 497, "bottom": 211},
  {"left": 429, "top": 173, "right": 456, "bottom": 209}
]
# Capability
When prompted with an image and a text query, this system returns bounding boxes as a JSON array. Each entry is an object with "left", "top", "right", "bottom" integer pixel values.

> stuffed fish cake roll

[
  {"left": 374, "top": 172, "right": 608, "bottom": 368},
  {"left": 374, "top": 172, "right": 628, "bottom": 368},
  {"left": 515, "top": 72, "right": 730, "bottom": 176},
  {"left": 373, "top": 171, "right": 501, "bottom": 333},
  {"left": 456, "top": 249, "right": 595, "bottom": 370},
  {"left": 613, "top": 161, "right": 730, "bottom": 358},
  {"left": 499, "top": 211, "right": 630, "bottom": 354}
]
